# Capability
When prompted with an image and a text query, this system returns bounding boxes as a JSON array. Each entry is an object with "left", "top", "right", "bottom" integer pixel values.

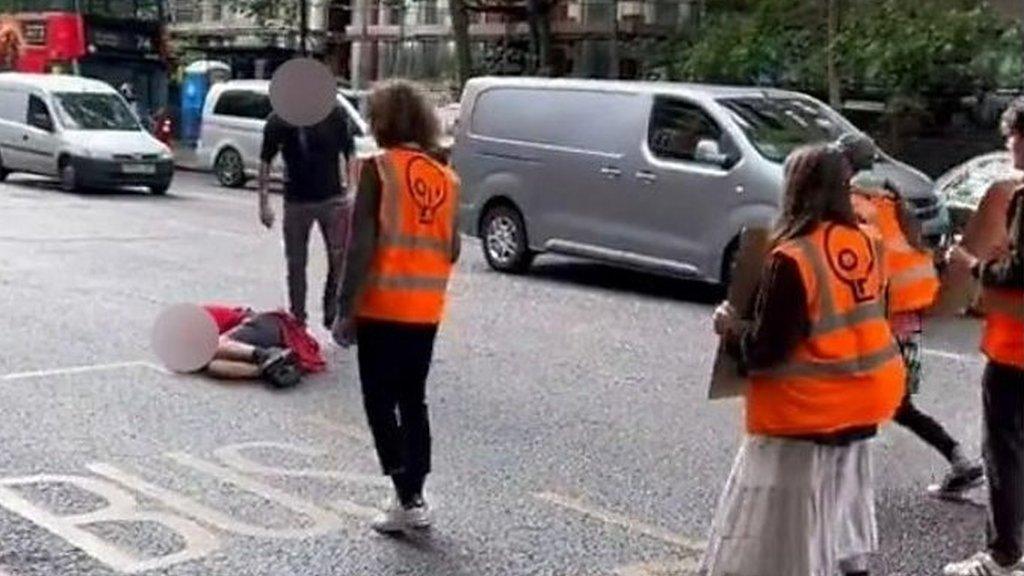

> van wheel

[
  {"left": 481, "top": 204, "right": 534, "bottom": 273},
  {"left": 215, "top": 148, "right": 246, "bottom": 188},
  {"left": 0, "top": 151, "right": 8, "bottom": 182},
  {"left": 59, "top": 158, "right": 79, "bottom": 192},
  {"left": 149, "top": 183, "right": 170, "bottom": 195}
]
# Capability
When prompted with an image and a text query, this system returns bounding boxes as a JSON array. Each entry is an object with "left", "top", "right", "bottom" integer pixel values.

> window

[
  {"left": 54, "top": 92, "right": 140, "bottom": 131},
  {"left": 647, "top": 97, "right": 722, "bottom": 163},
  {"left": 213, "top": 90, "right": 272, "bottom": 119},
  {"left": 27, "top": 95, "right": 53, "bottom": 131},
  {"left": 718, "top": 96, "right": 851, "bottom": 163},
  {"left": 471, "top": 87, "right": 644, "bottom": 156}
]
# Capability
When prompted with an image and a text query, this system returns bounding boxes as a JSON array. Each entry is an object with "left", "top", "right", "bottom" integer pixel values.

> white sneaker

[
  {"left": 371, "top": 499, "right": 431, "bottom": 534},
  {"left": 943, "top": 552, "right": 1023, "bottom": 576}
]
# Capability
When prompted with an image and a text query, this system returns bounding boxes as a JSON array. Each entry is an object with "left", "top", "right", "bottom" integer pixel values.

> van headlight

[{"left": 158, "top": 146, "right": 173, "bottom": 160}]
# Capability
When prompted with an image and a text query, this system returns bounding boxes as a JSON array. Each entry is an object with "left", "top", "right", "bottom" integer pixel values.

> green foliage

[{"left": 659, "top": 0, "right": 1023, "bottom": 98}]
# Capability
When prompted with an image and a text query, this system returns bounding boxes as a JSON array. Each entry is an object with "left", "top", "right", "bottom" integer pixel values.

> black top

[{"left": 259, "top": 107, "right": 355, "bottom": 203}]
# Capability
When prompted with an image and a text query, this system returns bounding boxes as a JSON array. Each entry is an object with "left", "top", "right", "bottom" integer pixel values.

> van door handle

[
  {"left": 599, "top": 166, "right": 621, "bottom": 179},
  {"left": 635, "top": 171, "right": 657, "bottom": 184},
  {"left": 22, "top": 134, "right": 28, "bottom": 141}
]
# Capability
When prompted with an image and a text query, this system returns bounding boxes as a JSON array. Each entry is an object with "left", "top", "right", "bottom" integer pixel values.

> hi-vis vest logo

[
  {"left": 405, "top": 156, "right": 448, "bottom": 224},
  {"left": 824, "top": 224, "right": 878, "bottom": 303}
]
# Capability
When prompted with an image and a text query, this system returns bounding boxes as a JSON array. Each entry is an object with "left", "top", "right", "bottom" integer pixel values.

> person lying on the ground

[{"left": 202, "top": 305, "right": 326, "bottom": 388}]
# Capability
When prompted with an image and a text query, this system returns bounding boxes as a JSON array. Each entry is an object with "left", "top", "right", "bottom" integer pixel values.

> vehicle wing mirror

[{"left": 695, "top": 138, "right": 729, "bottom": 167}]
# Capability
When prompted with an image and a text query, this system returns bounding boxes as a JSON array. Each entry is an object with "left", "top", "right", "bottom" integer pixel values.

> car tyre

[
  {"left": 150, "top": 183, "right": 170, "bottom": 195},
  {"left": 0, "top": 151, "right": 8, "bottom": 182},
  {"left": 215, "top": 148, "right": 246, "bottom": 188},
  {"left": 59, "top": 158, "right": 79, "bottom": 193},
  {"left": 481, "top": 204, "right": 534, "bottom": 274}
]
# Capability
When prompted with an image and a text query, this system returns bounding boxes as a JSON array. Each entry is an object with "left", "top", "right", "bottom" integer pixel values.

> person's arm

[
  {"left": 974, "top": 190, "right": 1024, "bottom": 288},
  {"left": 337, "top": 161, "right": 382, "bottom": 319},
  {"left": 724, "top": 253, "right": 810, "bottom": 372},
  {"left": 258, "top": 120, "right": 280, "bottom": 227}
]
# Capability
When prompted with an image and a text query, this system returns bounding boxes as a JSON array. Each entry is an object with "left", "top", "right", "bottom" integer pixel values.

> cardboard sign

[
  {"left": 932, "top": 181, "right": 1015, "bottom": 316},
  {"left": 708, "top": 228, "right": 770, "bottom": 400}
]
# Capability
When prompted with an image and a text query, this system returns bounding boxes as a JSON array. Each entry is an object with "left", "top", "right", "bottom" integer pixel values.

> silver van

[
  {"left": 197, "top": 80, "right": 376, "bottom": 188},
  {"left": 451, "top": 77, "right": 949, "bottom": 284}
]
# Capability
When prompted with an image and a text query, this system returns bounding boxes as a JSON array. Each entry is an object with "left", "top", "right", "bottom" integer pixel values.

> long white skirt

[{"left": 700, "top": 435, "right": 878, "bottom": 576}]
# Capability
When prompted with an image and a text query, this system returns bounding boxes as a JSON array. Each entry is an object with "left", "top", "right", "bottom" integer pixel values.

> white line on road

[
  {"left": 0, "top": 361, "right": 160, "bottom": 381},
  {"left": 534, "top": 492, "right": 706, "bottom": 553},
  {"left": 922, "top": 348, "right": 982, "bottom": 363}
]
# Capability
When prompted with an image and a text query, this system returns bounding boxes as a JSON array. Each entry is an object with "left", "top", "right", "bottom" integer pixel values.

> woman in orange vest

[
  {"left": 704, "top": 144, "right": 904, "bottom": 576},
  {"left": 943, "top": 98, "right": 1024, "bottom": 576},
  {"left": 839, "top": 134, "right": 984, "bottom": 497},
  {"left": 332, "top": 80, "right": 460, "bottom": 534}
]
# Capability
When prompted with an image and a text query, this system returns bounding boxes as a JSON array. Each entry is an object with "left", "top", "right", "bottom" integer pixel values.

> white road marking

[
  {"left": 0, "top": 361, "right": 162, "bottom": 381},
  {"left": 922, "top": 348, "right": 982, "bottom": 363},
  {"left": 534, "top": 492, "right": 706, "bottom": 553}
]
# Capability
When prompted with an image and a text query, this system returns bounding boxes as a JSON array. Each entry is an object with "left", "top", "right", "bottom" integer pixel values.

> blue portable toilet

[{"left": 180, "top": 60, "right": 231, "bottom": 147}]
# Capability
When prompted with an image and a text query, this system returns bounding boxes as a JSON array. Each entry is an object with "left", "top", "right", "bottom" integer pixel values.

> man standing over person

[{"left": 259, "top": 104, "right": 355, "bottom": 329}]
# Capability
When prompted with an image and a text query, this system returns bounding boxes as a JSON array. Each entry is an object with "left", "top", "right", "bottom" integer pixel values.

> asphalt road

[{"left": 0, "top": 171, "right": 997, "bottom": 576}]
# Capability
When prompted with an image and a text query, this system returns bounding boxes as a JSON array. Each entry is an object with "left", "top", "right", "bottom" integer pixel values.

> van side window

[
  {"left": 648, "top": 98, "right": 722, "bottom": 163},
  {"left": 214, "top": 90, "right": 272, "bottom": 120},
  {"left": 27, "top": 95, "right": 53, "bottom": 131}
]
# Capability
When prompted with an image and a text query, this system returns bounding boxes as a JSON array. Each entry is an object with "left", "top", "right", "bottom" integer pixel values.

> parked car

[
  {"left": 0, "top": 72, "right": 174, "bottom": 194},
  {"left": 197, "top": 80, "right": 377, "bottom": 188},
  {"left": 451, "top": 77, "right": 949, "bottom": 284},
  {"left": 934, "top": 151, "right": 1021, "bottom": 235}
]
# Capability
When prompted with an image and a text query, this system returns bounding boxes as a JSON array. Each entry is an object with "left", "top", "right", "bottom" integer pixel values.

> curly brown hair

[
  {"left": 368, "top": 79, "right": 440, "bottom": 151},
  {"left": 1001, "top": 96, "right": 1024, "bottom": 137}
]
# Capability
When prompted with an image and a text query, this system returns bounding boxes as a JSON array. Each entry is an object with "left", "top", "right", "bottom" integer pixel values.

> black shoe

[
  {"left": 264, "top": 361, "right": 301, "bottom": 389},
  {"left": 255, "top": 348, "right": 293, "bottom": 374},
  {"left": 939, "top": 461, "right": 985, "bottom": 494}
]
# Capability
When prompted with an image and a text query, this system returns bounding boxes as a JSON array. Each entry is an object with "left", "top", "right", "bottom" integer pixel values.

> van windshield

[
  {"left": 718, "top": 96, "right": 852, "bottom": 163},
  {"left": 54, "top": 92, "right": 141, "bottom": 131}
]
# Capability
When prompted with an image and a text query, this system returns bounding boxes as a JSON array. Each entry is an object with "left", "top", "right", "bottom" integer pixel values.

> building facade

[
  {"left": 167, "top": 0, "right": 354, "bottom": 79},
  {"left": 346, "top": 0, "right": 698, "bottom": 91}
]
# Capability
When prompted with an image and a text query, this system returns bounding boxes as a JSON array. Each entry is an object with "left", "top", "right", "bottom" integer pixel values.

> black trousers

[
  {"left": 356, "top": 320, "right": 439, "bottom": 480},
  {"left": 983, "top": 361, "right": 1024, "bottom": 565},
  {"left": 893, "top": 392, "right": 959, "bottom": 462}
]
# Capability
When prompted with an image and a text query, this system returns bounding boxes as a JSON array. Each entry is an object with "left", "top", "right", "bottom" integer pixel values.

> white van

[
  {"left": 197, "top": 80, "right": 377, "bottom": 188},
  {"left": 0, "top": 73, "right": 174, "bottom": 194}
]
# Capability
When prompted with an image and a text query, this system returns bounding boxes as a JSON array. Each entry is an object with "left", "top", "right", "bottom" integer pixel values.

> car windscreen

[
  {"left": 54, "top": 92, "right": 141, "bottom": 131},
  {"left": 718, "top": 96, "right": 850, "bottom": 163}
]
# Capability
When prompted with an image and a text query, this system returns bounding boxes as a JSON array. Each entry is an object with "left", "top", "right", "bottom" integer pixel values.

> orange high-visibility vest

[
  {"left": 747, "top": 222, "right": 906, "bottom": 436},
  {"left": 980, "top": 288, "right": 1024, "bottom": 370},
  {"left": 356, "top": 148, "right": 459, "bottom": 324},
  {"left": 851, "top": 188, "right": 939, "bottom": 314}
]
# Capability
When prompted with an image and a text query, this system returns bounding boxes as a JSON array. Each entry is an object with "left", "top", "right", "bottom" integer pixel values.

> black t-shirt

[{"left": 259, "top": 107, "right": 355, "bottom": 203}]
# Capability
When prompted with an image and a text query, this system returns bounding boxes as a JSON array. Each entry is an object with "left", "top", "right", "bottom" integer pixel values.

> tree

[{"left": 448, "top": 0, "right": 555, "bottom": 87}]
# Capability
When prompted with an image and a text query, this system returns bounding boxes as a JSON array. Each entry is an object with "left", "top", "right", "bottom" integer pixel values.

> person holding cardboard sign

[{"left": 702, "top": 144, "right": 904, "bottom": 576}]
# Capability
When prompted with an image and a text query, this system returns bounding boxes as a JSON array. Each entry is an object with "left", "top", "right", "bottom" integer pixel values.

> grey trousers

[
  {"left": 283, "top": 197, "right": 352, "bottom": 325},
  {"left": 983, "top": 361, "right": 1024, "bottom": 565}
]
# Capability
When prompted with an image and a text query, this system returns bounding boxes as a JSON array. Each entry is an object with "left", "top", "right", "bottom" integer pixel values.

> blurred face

[{"left": 1009, "top": 131, "right": 1024, "bottom": 171}]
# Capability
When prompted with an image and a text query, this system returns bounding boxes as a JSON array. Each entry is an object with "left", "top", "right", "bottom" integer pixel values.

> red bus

[{"left": 0, "top": 0, "right": 170, "bottom": 121}]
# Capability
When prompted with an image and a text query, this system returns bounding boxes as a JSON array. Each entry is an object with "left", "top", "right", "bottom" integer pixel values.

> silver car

[
  {"left": 450, "top": 77, "right": 949, "bottom": 284},
  {"left": 197, "top": 80, "right": 375, "bottom": 188}
]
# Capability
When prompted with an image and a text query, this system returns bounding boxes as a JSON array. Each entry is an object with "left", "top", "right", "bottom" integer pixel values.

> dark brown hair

[
  {"left": 1001, "top": 96, "right": 1024, "bottom": 137},
  {"left": 771, "top": 144, "right": 857, "bottom": 247},
  {"left": 368, "top": 79, "right": 440, "bottom": 151}
]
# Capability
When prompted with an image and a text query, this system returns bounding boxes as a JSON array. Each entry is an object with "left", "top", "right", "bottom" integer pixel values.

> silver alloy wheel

[
  {"left": 217, "top": 150, "right": 243, "bottom": 187},
  {"left": 486, "top": 215, "right": 519, "bottom": 264}
]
